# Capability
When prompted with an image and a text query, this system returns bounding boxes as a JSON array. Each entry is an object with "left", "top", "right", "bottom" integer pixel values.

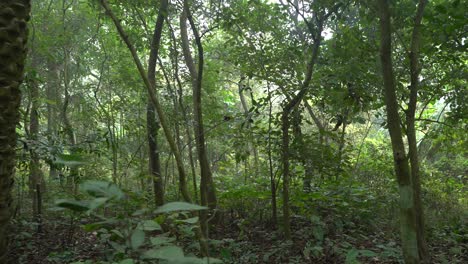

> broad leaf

[
  {"left": 138, "top": 220, "right": 162, "bottom": 231},
  {"left": 55, "top": 199, "right": 89, "bottom": 212},
  {"left": 131, "top": 228, "right": 145, "bottom": 250},
  {"left": 155, "top": 202, "right": 207, "bottom": 214},
  {"left": 81, "top": 181, "right": 124, "bottom": 200},
  {"left": 150, "top": 236, "right": 175, "bottom": 246},
  {"left": 143, "top": 245, "right": 184, "bottom": 259}
]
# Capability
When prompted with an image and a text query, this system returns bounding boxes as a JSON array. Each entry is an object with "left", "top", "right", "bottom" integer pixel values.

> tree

[
  {"left": 180, "top": 0, "right": 218, "bottom": 236},
  {"left": 377, "top": 0, "right": 427, "bottom": 262},
  {"left": 0, "top": 0, "right": 31, "bottom": 261},
  {"left": 146, "top": 0, "right": 167, "bottom": 207}
]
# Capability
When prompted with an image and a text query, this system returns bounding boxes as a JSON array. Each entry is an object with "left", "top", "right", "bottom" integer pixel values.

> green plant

[{"left": 55, "top": 180, "right": 222, "bottom": 263}]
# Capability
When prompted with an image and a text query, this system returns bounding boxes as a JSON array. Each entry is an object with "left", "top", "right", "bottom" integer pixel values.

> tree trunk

[
  {"left": 267, "top": 82, "right": 277, "bottom": 226},
  {"left": 146, "top": 5, "right": 167, "bottom": 207},
  {"left": 0, "top": 0, "right": 31, "bottom": 261},
  {"left": 61, "top": 49, "right": 79, "bottom": 194},
  {"left": 377, "top": 0, "right": 419, "bottom": 262},
  {"left": 167, "top": 20, "right": 199, "bottom": 203},
  {"left": 407, "top": 0, "right": 428, "bottom": 261},
  {"left": 181, "top": 1, "right": 217, "bottom": 236},
  {"left": 147, "top": 102, "right": 164, "bottom": 206},
  {"left": 46, "top": 62, "right": 59, "bottom": 181},
  {"left": 28, "top": 59, "right": 44, "bottom": 226}
]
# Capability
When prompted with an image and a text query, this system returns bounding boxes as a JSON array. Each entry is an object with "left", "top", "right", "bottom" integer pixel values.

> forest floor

[{"left": 7, "top": 213, "right": 467, "bottom": 264}]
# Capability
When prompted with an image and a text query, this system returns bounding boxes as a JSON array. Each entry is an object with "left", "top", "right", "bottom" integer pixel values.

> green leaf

[
  {"left": 178, "top": 217, "right": 199, "bottom": 224},
  {"left": 88, "top": 197, "right": 109, "bottom": 210},
  {"left": 81, "top": 181, "right": 124, "bottom": 200},
  {"left": 359, "top": 249, "right": 377, "bottom": 257},
  {"left": 83, "top": 219, "right": 118, "bottom": 232},
  {"left": 150, "top": 236, "right": 176, "bottom": 246},
  {"left": 138, "top": 220, "right": 162, "bottom": 231},
  {"left": 118, "top": 259, "right": 134, "bottom": 264},
  {"left": 155, "top": 202, "right": 207, "bottom": 214},
  {"left": 131, "top": 228, "right": 145, "bottom": 250},
  {"left": 143, "top": 246, "right": 184, "bottom": 259},
  {"left": 111, "top": 229, "right": 125, "bottom": 239},
  {"left": 55, "top": 199, "right": 89, "bottom": 212},
  {"left": 345, "top": 248, "right": 360, "bottom": 264}
]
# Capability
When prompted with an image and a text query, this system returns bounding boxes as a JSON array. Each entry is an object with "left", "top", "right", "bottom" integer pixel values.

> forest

[{"left": 0, "top": 0, "right": 466, "bottom": 263}]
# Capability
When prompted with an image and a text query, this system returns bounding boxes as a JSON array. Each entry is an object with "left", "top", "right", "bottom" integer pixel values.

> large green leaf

[
  {"left": 81, "top": 181, "right": 124, "bottom": 200},
  {"left": 150, "top": 236, "right": 176, "bottom": 246},
  {"left": 143, "top": 246, "right": 184, "bottom": 259},
  {"left": 155, "top": 202, "right": 207, "bottom": 214},
  {"left": 137, "top": 220, "right": 162, "bottom": 231},
  {"left": 130, "top": 228, "right": 145, "bottom": 250},
  {"left": 178, "top": 216, "right": 199, "bottom": 224},
  {"left": 55, "top": 199, "right": 89, "bottom": 212}
]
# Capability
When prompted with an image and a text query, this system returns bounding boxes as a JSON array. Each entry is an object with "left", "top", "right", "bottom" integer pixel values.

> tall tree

[
  {"left": 0, "top": 0, "right": 31, "bottom": 261},
  {"left": 180, "top": 0, "right": 217, "bottom": 235},
  {"left": 27, "top": 54, "right": 44, "bottom": 230},
  {"left": 377, "top": 0, "right": 420, "bottom": 262},
  {"left": 146, "top": 0, "right": 167, "bottom": 207},
  {"left": 406, "top": 0, "right": 428, "bottom": 261}
]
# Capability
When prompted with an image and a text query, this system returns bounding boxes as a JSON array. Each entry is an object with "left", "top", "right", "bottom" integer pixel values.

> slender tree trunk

[
  {"left": 147, "top": 102, "right": 164, "bottom": 206},
  {"left": 28, "top": 59, "right": 44, "bottom": 225},
  {"left": 181, "top": 1, "right": 217, "bottom": 235},
  {"left": 168, "top": 20, "right": 199, "bottom": 203},
  {"left": 146, "top": 6, "right": 167, "bottom": 207},
  {"left": 377, "top": 0, "right": 419, "bottom": 262},
  {"left": 100, "top": 0, "right": 192, "bottom": 202},
  {"left": 46, "top": 62, "right": 59, "bottom": 181},
  {"left": 336, "top": 109, "right": 349, "bottom": 178},
  {"left": 267, "top": 82, "right": 277, "bottom": 226},
  {"left": 0, "top": 0, "right": 31, "bottom": 261},
  {"left": 238, "top": 77, "right": 259, "bottom": 177},
  {"left": 62, "top": 49, "right": 78, "bottom": 194},
  {"left": 407, "top": 0, "right": 428, "bottom": 261}
]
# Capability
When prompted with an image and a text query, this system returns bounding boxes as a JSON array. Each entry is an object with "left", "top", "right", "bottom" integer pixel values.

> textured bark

[
  {"left": 46, "top": 62, "right": 59, "bottom": 180},
  {"left": 181, "top": 1, "right": 217, "bottom": 224},
  {"left": 0, "top": 0, "right": 31, "bottom": 261},
  {"left": 147, "top": 102, "right": 164, "bottom": 206},
  {"left": 146, "top": 3, "right": 167, "bottom": 206},
  {"left": 100, "top": 0, "right": 191, "bottom": 202},
  {"left": 377, "top": 0, "right": 419, "bottom": 263},
  {"left": 407, "top": 0, "right": 428, "bottom": 261}
]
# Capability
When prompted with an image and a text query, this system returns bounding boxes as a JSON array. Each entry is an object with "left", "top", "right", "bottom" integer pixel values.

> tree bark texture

[
  {"left": 407, "top": 0, "right": 428, "bottom": 261},
  {"left": 377, "top": 0, "right": 419, "bottom": 262},
  {"left": 0, "top": 0, "right": 31, "bottom": 261},
  {"left": 146, "top": 2, "right": 167, "bottom": 206}
]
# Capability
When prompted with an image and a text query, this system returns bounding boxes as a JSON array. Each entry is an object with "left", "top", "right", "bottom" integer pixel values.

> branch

[{"left": 415, "top": 118, "right": 453, "bottom": 128}]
